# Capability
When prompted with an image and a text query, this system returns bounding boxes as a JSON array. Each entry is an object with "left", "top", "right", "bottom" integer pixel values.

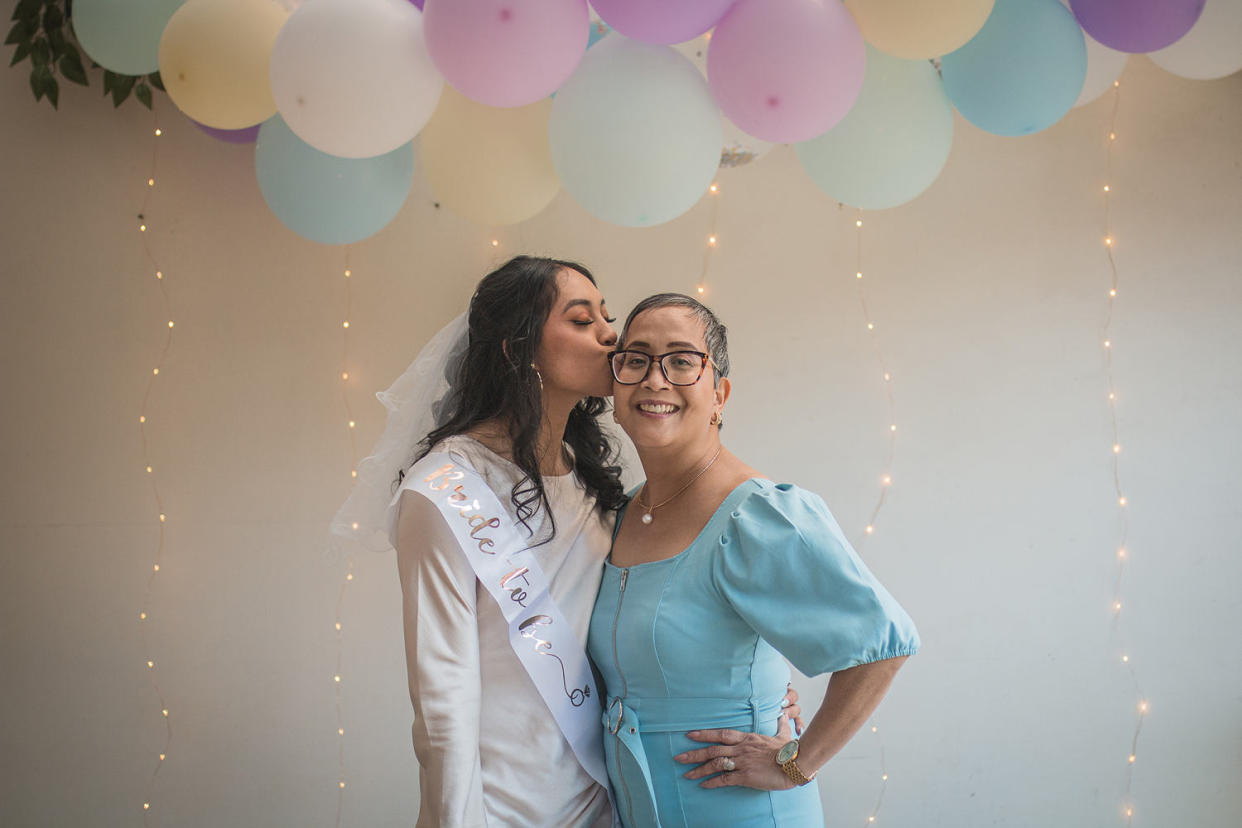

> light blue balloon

[
  {"left": 797, "top": 46, "right": 953, "bottom": 210},
  {"left": 549, "top": 36, "right": 721, "bottom": 228},
  {"left": 941, "top": 0, "right": 1086, "bottom": 137},
  {"left": 587, "top": 19, "right": 612, "bottom": 49},
  {"left": 255, "top": 115, "right": 414, "bottom": 245},
  {"left": 72, "top": 0, "right": 186, "bottom": 76}
]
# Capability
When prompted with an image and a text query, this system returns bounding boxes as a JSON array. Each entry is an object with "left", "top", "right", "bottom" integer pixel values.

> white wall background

[{"left": 1, "top": 50, "right": 1239, "bottom": 828}]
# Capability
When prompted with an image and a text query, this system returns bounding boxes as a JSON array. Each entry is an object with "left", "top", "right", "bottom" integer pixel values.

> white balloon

[
  {"left": 1149, "top": 0, "right": 1242, "bottom": 80},
  {"left": 1060, "top": 0, "right": 1128, "bottom": 107},
  {"left": 672, "top": 34, "right": 775, "bottom": 167},
  {"left": 270, "top": 0, "right": 443, "bottom": 159}
]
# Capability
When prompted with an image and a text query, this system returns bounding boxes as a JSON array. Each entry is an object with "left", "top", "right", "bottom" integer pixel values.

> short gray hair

[{"left": 620, "top": 293, "right": 729, "bottom": 383}]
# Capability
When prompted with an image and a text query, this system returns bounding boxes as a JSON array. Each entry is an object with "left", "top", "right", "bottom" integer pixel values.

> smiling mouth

[{"left": 637, "top": 402, "right": 679, "bottom": 415}]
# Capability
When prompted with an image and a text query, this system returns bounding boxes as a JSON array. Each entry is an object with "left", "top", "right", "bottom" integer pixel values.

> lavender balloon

[
  {"left": 591, "top": 0, "right": 736, "bottom": 45},
  {"left": 195, "top": 120, "right": 261, "bottom": 143},
  {"left": 1069, "top": 0, "right": 1204, "bottom": 53}
]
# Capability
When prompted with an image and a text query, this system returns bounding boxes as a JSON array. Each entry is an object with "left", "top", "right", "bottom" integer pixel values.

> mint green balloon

[
  {"left": 549, "top": 36, "right": 721, "bottom": 228},
  {"left": 256, "top": 115, "right": 414, "bottom": 245},
  {"left": 72, "top": 0, "right": 186, "bottom": 75},
  {"left": 796, "top": 45, "right": 953, "bottom": 211}
]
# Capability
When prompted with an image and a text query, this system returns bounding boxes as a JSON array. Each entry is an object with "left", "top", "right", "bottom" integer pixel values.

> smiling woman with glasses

[{"left": 587, "top": 292, "right": 921, "bottom": 828}]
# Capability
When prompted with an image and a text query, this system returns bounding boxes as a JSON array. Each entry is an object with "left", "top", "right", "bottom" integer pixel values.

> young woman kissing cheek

[
  {"left": 612, "top": 305, "right": 730, "bottom": 461},
  {"left": 533, "top": 267, "right": 618, "bottom": 405}
]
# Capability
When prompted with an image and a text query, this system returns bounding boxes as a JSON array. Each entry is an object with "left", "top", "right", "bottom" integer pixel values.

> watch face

[{"left": 777, "top": 740, "right": 799, "bottom": 764}]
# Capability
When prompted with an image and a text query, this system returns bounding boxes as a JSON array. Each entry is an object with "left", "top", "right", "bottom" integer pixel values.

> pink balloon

[
  {"left": 423, "top": 0, "right": 588, "bottom": 107},
  {"left": 591, "top": 0, "right": 737, "bottom": 45},
  {"left": 1070, "top": 0, "right": 1204, "bottom": 54},
  {"left": 707, "top": 0, "right": 864, "bottom": 144}
]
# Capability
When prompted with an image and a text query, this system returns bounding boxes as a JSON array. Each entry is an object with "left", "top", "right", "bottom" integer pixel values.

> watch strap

[{"left": 779, "top": 755, "right": 816, "bottom": 786}]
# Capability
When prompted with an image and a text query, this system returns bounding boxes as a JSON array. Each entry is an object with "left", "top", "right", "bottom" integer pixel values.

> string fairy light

[
  {"left": 134, "top": 101, "right": 174, "bottom": 827},
  {"left": 850, "top": 210, "right": 898, "bottom": 549},
  {"left": 334, "top": 246, "right": 359, "bottom": 827},
  {"left": 847, "top": 208, "right": 901, "bottom": 827},
  {"left": 695, "top": 180, "right": 721, "bottom": 296},
  {"left": 1096, "top": 79, "right": 1147, "bottom": 826}
]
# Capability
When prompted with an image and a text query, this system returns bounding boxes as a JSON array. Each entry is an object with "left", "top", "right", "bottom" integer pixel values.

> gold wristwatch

[{"left": 776, "top": 739, "right": 816, "bottom": 786}]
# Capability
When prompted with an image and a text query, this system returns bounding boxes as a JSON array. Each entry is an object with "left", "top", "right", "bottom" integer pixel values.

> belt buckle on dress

[{"left": 606, "top": 697, "right": 624, "bottom": 734}]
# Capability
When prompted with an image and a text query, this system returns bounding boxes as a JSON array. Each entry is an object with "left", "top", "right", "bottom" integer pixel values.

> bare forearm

[{"left": 796, "top": 656, "right": 908, "bottom": 773}]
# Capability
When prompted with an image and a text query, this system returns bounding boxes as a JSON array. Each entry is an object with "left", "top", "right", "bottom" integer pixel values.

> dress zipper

[
  {"left": 613, "top": 568, "right": 629, "bottom": 699},
  {"left": 611, "top": 568, "right": 635, "bottom": 826}
]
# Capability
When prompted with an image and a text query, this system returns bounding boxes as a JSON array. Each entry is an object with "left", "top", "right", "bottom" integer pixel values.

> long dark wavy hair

[{"left": 403, "top": 255, "right": 625, "bottom": 541}]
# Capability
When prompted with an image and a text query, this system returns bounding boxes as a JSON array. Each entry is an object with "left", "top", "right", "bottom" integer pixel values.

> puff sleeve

[{"left": 711, "top": 483, "right": 920, "bottom": 677}]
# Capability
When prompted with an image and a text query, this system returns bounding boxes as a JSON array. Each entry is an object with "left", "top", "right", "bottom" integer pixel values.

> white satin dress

[{"left": 389, "top": 435, "right": 615, "bottom": 827}]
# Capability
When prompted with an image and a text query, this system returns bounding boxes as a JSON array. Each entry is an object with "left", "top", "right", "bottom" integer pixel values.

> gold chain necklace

[{"left": 635, "top": 447, "right": 723, "bottom": 526}]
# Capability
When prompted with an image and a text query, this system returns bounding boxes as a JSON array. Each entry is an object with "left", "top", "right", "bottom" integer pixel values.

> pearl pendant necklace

[{"left": 635, "top": 447, "right": 722, "bottom": 526}]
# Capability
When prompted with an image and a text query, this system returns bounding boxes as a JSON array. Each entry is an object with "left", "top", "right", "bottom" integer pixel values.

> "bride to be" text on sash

[{"left": 406, "top": 451, "right": 612, "bottom": 800}]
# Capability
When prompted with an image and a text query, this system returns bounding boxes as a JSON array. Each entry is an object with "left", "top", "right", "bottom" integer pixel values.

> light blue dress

[{"left": 587, "top": 479, "right": 920, "bottom": 827}]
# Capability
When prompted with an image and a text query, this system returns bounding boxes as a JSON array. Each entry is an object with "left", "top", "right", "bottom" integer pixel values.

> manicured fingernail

[{"left": 687, "top": 731, "right": 699, "bottom": 737}]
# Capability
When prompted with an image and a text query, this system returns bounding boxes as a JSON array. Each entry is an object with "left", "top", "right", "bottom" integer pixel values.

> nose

[
  {"left": 640, "top": 359, "right": 670, "bottom": 390},
  {"left": 600, "top": 325, "right": 618, "bottom": 347}
]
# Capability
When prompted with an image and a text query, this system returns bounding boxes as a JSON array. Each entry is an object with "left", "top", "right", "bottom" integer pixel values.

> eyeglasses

[{"left": 608, "top": 349, "right": 717, "bottom": 386}]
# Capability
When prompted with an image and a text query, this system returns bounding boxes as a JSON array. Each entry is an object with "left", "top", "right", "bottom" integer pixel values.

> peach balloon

[
  {"left": 159, "top": 0, "right": 288, "bottom": 130},
  {"left": 845, "top": 0, "right": 994, "bottom": 60}
]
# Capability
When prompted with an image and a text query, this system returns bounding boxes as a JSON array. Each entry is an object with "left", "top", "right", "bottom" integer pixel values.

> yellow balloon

[
  {"left": 420, "top": 86, "right": 560, "bottom": 227},
  {"left": 158, "top": 0, "right": 288, "bottom": 129},
  {"left": 845, "top": 0, "right": 994, "bottom": 60}
]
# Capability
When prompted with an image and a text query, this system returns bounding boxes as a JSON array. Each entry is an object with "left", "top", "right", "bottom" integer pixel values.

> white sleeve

[{"left": 394, "top": 489, "right": 490, "bottom": 828}]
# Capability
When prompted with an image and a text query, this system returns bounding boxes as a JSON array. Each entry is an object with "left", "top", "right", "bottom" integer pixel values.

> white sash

[{"left": 405, "top": 451, "right": 614, "bottom": 804}]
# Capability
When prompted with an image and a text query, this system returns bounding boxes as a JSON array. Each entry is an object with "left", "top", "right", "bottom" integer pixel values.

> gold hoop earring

[
  {"left": 530, "top": 363, "right": 544, "bottom": 393},
  {"left": 710, "top": 411, "right": 722, "bottom": 427}
]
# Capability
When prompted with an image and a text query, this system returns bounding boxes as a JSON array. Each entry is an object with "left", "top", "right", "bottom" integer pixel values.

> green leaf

[
  {"left": 14, "top": 0, "right": 43, "bottom": 22},
  {"left": 147, "top": 70, "right": 164, "bottom": 92},
  {"left": 46, "top": 74, "right": 59, "bottom": 109},
  {"left": 43, "top": 5, "right": 63, "bottom": 31},
  {"left": 102, "top": 68, "right": 117, "bottom": 95},
  {"left": 135, "top": 82, "right": 152, "bottom": 109},
  {"left": 30, "top": 35, "right": 49, "bottom": 66},
  {"left": 111, "top": 73, "right": 136, "bottom": 106},
  {"left": 47, "top": 25, "right": 65, "bottom": 56},
  {"left": 58, "top": 50, "right": 86, "bottom": 85},
  {"left": 5, "top": 19, "right": 30, "bottom": 45},
  {"left": 29, "top": 65, "right": 44, "bottom": 101},
  {"left": 9, "top": 40, "right": 30, "bottom": 66}
]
